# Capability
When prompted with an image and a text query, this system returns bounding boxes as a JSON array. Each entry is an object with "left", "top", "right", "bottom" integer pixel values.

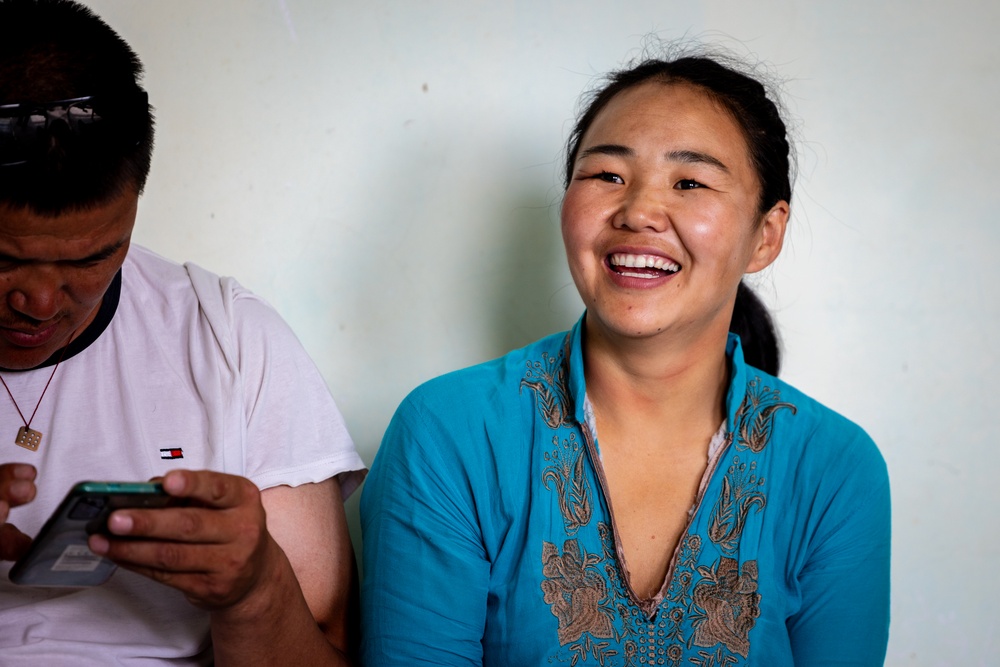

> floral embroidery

[
  {"left": 663, "top": 535, "right": 702, "bottom": 641},
  {"left": 524, "top": 341, "right": 593, "bottom": 536},
  {"left": 569, "top": 635, "right": 621, "bottom": 667},
  {"left": 543, "top": 433, "right": 592, "bottom": 535},
  {"left": 687, "top": 378, "right": 793, "bottom": 661},
  {"left": 692, "top": 453, "right": 766, "bottom": 659},
  {"left": 541, "top": 539, "right": 616, "bottom": 647},
  {"left": 731, "top": 378, "right": 796, "bottom": 453},
  {"left": 528, "top": 334, "right": 798, "bottom": 665},
  {"left": 689, "top": 558, "right": 760, "bottom": 657},
  {"left": 521, "top": 345, "right": 573, "bottom": 430},
  {"left": 689, "top": 647, "right": 740, "bottom": 667},
  {"left": 707, "top": 458, "right": 765, "bottom": 555}
]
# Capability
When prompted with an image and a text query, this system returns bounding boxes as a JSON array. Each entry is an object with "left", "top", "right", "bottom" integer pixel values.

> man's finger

[
  {"left": 105, "top": 505, "right": 245, "bottom": 544},
  {"left": 0, "top": 523, "right": 33, "bottom": 562},
  {"left": 89, "top": 534, "right": 222, "bottom": 573},
  {"left": 88, "top": 536, "right": 265, "bottom": 609},
  {"left": 0, "top": 464, "right": 36, "bottom": 483},
  {"left": 0, "top": 479, "right": 36, "bottom": 507},
  {"left": 161, "top": 470, "right": 258, "bottom": 510},
  {"left": 0, "top": 464, "right": 37, "bottom": 506}
]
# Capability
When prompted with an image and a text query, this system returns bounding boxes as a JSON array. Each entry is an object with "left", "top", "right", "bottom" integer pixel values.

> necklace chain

[{"left": 1, "top": 340, "right": 73, "bottom": 451}]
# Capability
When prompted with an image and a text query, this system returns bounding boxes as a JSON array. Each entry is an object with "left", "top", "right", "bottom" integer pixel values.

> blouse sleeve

[
  {"left": 360, "top": 394, "right": 490, "bottom": 666},
  {"left": 786, "top": 432, "right": 891, "bottom": 666}
]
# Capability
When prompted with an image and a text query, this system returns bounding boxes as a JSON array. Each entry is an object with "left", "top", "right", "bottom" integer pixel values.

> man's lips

[{"left": 0, "top": 322, "right": 61, "bottom": 348}]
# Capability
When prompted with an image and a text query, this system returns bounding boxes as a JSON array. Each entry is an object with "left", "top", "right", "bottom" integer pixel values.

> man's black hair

[{"left": 0, "top": 0, "right": 154, "bottom": 214}]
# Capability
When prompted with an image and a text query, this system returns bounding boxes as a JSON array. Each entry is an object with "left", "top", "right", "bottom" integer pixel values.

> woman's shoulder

[
  {"left": 740, "top": 366, "right": 887, "bottom": 486},
  {"left": 374, "top": 330, "right": 572, "bottom": 482},
  {"left": 399, "top": 329, "right": 571, "bottom": 415}
]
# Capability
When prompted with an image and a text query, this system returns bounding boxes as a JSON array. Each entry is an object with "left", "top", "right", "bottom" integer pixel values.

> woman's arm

[
  {"left": 360, "top": 403, "right": 490, "bottom": 666},
  {"left": 787, "top": 443, "right": 891, "bottom": 666}
]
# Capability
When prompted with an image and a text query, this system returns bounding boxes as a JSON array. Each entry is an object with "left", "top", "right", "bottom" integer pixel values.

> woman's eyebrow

[
  {"left": 578, "top": 144, "right": 634, "bottom": 160},
  {"left": 578, "top": 145, "right": 729, "bottom": 174},
  {"left": 666, "top": 149, "right": 729, "bottom": 173}
]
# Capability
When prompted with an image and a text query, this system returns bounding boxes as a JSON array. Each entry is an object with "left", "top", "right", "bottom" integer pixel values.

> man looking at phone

[{"left": 0, "top": 1, "right": 365, "bottom": 664}]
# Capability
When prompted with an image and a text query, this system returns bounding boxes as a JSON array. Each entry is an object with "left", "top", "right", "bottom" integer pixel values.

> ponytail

[{"left": 729, "top": 281, "right": 781, "bottom": 376}]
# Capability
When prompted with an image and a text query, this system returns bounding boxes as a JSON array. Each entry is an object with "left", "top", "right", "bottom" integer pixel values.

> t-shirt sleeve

[
  {"left": 226, "top": 280, "right": 366, "bottom": 496},
  {"left": 360, "top": 392, "right": 490, "bottom": 666},
  {"left": 786, "top": 429, "right": 891, "bottom": 666}
]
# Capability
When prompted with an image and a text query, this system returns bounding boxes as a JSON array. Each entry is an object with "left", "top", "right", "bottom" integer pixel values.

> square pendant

[{"left": 15, "top": 426, "right": 42, "bottom": 451}]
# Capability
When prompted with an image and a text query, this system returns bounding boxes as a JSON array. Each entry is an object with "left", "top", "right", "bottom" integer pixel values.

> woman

[{"left": 360, "top": 54, "right": 890, "bottom": 666}]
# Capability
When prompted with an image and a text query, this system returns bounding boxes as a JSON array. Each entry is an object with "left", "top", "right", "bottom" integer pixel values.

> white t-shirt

[{"left": 0, "top": 245, "right": 366, "bottom": 665}]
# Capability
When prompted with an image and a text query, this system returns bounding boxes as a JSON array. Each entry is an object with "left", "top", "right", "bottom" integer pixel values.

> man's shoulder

[
  {"left": 123, "top": 245, "right": 224, "bottom": 291},
  {"left": 121, "top": 245, "right": 259, "bottom": 315},
  {"left": 124, "top": 243, "right": 188, "bottom": 273},
  {"left": 121, "top": 244, "right": 203, "bottom": 302}
]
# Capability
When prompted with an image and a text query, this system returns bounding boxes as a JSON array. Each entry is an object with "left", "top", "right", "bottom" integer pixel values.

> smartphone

[{"left": 9, "top": 481, "right": 176, "bottom": 587}]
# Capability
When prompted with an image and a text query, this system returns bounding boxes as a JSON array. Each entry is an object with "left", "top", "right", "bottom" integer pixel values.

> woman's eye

[
  {"left": 675, "top": 179, "right": 705, "bottom": 190},
  {"left": 594, "top": 171, "right": 624, "bottom": 184}
]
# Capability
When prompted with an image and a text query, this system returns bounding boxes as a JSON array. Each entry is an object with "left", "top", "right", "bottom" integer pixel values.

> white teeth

[{"left": 609, "top": 253, "right": 680, "bottom": 273}]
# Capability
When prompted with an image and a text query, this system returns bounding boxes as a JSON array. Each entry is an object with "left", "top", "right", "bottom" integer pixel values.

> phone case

[{"left": 8, "top": 481, "right": 171, "bottom": 587}]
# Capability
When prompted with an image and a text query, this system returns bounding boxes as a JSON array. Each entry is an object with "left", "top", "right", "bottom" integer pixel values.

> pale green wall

[{"left": 83, "top": 1, "right": 1000, "bottom": 663}]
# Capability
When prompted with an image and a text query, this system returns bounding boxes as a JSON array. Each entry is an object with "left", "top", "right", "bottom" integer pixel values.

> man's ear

[{"left": 746, "top": 200, "right": 788, "bottom": 273}]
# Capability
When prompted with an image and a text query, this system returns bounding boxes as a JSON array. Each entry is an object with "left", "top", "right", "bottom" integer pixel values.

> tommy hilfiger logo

[{"left": 159, "top": 448, "right": 184, "bottom": 460}]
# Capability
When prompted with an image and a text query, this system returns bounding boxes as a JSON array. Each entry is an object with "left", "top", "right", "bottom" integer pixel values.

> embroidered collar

[{"left": 565, "top": 313, "right": 751, "bottom": 433}]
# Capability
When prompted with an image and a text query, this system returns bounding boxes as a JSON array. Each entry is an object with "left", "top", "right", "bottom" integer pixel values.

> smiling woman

[
  {"left": 360, "top": 52, "right": 890, "bottom": 667},
  {"left": 561, "top": 82, "right": 787, "bottom": 349}
]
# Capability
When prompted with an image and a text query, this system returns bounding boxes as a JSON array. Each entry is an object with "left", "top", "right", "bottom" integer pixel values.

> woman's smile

[{"left": 604, "top": 249, "right": 681, "bottom": 290}]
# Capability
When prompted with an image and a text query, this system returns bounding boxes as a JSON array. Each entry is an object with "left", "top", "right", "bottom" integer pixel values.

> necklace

[{"left": 1, "top": 341, "right": 72, "bottom": 452}]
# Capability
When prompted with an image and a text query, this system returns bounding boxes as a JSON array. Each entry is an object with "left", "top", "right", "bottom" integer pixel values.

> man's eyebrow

[
  {"left": 666, "top": 149, "right": 729, "bottom": 173},
  {"left": 73, "top": 239, "right": 128, "bottom": 263},
  {"left": 0, "top": 239, "right": 126, "bottom": 265},
  {"left": 0, "top": 238, "right": 128, "bottom": 264}
]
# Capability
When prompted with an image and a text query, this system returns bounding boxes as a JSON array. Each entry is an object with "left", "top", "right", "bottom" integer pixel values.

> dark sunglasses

[{"left": 0, "top": 90, "right": 148, "bottom": 167}]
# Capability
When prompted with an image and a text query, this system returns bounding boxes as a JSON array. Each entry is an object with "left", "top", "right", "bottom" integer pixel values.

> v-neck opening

[{"left": 581, "top": 403, "right": 731, "bottom": 619}]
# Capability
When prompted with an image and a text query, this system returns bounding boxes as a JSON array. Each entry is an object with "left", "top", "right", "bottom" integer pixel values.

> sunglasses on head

[{"left": 0, "top": 90, "right": 148, "bottom": 167}]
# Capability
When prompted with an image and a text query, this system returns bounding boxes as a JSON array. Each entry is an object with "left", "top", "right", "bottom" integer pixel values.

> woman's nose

[{"left": 614, "top": 184, "right": 671, "bottom": 232}]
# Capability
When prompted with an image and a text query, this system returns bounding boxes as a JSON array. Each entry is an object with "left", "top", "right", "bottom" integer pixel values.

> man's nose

[{"left": 6, "top": 269, "right": 62, "bottom": 322}]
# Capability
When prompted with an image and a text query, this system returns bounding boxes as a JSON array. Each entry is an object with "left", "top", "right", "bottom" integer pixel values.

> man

[{"left": 0, "top": 1, "right": 366, "bottom": 664}]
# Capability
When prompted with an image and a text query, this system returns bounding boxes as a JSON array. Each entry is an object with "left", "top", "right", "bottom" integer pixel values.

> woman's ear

[{"left": 746, "top": 200, "right": 789, "bottom": 273}]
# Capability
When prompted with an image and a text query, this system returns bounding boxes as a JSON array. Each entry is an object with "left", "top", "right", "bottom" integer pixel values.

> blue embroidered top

[{"left": 360, "top": 319, "right": 891, "bottom": 666}]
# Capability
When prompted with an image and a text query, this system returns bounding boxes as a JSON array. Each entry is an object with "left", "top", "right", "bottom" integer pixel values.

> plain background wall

[{"left": 76, "top": 1, "right": 999, "bottom": 664}]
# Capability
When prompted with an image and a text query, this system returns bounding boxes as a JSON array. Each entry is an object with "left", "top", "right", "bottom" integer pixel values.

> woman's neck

[{"left": 582, "top": 315, "right": 731, "bottom": 450}]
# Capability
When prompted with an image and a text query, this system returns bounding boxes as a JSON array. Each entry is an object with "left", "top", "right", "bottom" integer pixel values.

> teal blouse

[{"left": 360, "top": 318, "right": 890, "bottom": 666}]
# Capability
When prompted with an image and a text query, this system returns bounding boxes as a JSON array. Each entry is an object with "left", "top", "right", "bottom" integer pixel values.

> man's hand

[
  {"left": 0, "top": 463, "right": 36, "bottom": 562},
  {"left": 88, "top": 469, "right": 281, "bottom": 611},
  {"left": 89, "top": 469, "right": 355, "bottom": 665}
]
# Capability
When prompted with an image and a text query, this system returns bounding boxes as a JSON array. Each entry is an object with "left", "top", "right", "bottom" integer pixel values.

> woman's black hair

[
  {"left": 565, "top": 51, "right": 792, "bottom": 375},
  {"left": 729, "top": 282, "right": 781, "bottom": 376}
]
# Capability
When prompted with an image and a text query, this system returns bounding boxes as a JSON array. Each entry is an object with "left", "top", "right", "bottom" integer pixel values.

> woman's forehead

[{"left": 581, "top": 81, "right": 748, "bottom": 154}]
